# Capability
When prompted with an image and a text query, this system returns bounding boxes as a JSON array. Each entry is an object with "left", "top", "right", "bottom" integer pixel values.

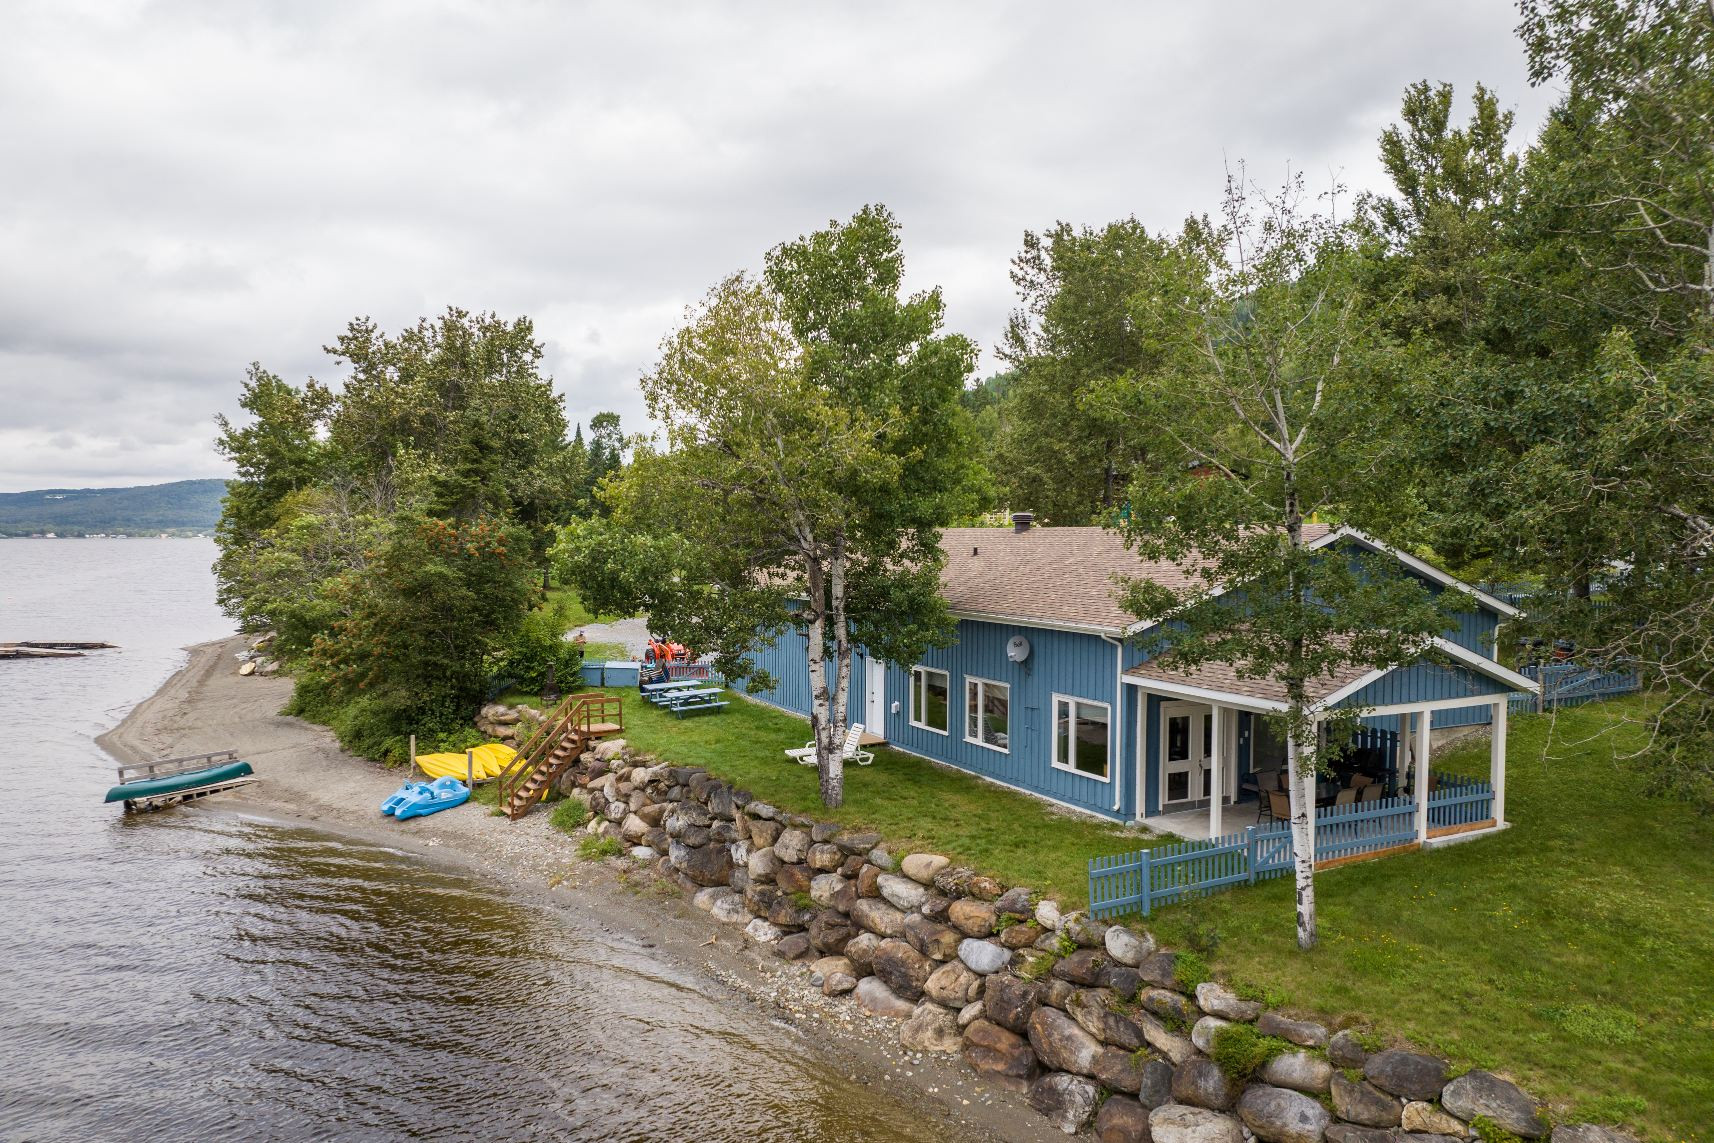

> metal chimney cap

[{"left": 1011, "top": 512, "right": 1035, "bottom": 533}]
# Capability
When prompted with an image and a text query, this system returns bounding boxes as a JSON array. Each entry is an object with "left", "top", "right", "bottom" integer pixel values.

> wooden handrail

[
  {"left": 116, "top": 748, "right": 239, "bottom": 783},
  {"left": 497, "top": 693, "right": 624, "bottom": 814}
]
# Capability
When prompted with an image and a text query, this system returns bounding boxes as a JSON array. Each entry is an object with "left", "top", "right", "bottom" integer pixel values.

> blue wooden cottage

[{"left": 743, "top": 516, "right": 1535, "bottom": 840}]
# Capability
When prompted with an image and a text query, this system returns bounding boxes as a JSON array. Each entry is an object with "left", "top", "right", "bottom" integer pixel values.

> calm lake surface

[{"left": 0, "top": 539, "right": 953, "bottom": 1142}]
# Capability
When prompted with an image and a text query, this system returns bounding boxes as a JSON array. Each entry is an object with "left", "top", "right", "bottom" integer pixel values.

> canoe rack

[{"left": 113, "top": 748, "right": 258, "bottom": 811}]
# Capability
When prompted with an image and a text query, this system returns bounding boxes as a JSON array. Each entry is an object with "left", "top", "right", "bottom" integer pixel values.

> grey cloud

[{"left": 0, "top": 0, "right": 1555, "bottom": 490}]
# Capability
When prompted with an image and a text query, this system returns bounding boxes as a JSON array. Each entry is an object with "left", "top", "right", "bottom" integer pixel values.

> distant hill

[{"left": 0, "top": 479, "right": 228, "bottom": 536}]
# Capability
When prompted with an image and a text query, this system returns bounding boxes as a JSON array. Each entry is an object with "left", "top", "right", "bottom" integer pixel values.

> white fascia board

[
  {"left": 1122, "top": 674, "right": 1288, "bottom": 714},
  {"left": 950, "top": 609, "right": 1123, "bottom": 638},
  {"left": 1312, "top": 526, "right": 1521, "bottom": 618}
]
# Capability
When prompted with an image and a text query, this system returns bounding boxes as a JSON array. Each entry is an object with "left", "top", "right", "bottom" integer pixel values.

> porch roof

[{"left": 1123, "top": 636, "right": 1539, "bottom": 714}]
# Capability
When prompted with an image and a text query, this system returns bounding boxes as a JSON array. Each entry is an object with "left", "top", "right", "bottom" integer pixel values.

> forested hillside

[{"left": 0, "top": 479, "right": 228, "bottom": 535}]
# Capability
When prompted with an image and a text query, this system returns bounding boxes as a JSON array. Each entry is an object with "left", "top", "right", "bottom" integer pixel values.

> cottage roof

[{"left": 937, "top": 524, "right": 1333, "bottom": 633}]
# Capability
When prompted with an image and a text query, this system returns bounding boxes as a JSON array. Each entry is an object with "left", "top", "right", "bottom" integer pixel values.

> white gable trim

[
  {"left": 1121, "top": 673, "right": 1289, "bottom": 714},
  {"left": 1313, "top": 636, "right": 1539, "bottom": 710},
  {"left": 1310, "top": 526, "right": 1521, "bottom": 618}
]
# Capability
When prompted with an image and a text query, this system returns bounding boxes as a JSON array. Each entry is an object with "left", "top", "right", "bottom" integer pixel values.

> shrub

[
  {"left": 500, "top": 601, "right": 585, "bottom": 692},
  {"left": 1209, "top": 1022, "right": 1292, "bottom": 1083},
  {"left": 550, "top": 797, "right": 591, "bottom": 834}
]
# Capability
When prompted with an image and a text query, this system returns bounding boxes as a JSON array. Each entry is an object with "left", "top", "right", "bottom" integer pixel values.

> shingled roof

[
  {"left": 1124, "top": 654, "right": 1373, "bottom": 710},
  {"left": 938, "top": 524, "right": 1333, "bottom": 633}
]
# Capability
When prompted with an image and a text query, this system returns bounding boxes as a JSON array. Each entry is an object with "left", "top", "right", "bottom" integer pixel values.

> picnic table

[{"left": 660, "top": 687, "right": 727, "bottom": 719}]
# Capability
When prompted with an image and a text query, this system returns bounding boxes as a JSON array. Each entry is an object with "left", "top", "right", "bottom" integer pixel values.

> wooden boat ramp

[{"left": 107, "top": 748, "right": 257, "bottom": 811}]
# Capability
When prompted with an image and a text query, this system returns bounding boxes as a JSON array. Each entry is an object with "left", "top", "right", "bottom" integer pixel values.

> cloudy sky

[{"left": 0, "top": 0, "right": 1559, "bottom": 491}]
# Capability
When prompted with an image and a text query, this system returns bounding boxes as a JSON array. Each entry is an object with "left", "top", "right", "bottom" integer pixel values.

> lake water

[{"left": 0, "top": 539, "right": 961, "bottom": 1142}]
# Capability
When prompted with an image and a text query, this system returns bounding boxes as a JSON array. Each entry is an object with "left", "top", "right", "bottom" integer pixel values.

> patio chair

[
  {"left": 1334, "top": 787, "right": 1357, "bottom": 806},
  {"left": 1359, "top": 783, "right": 1384, "bottom": 803},
  {"left": 783, "top": 723, "right": 873, "bottom": 767},
  {"left": 1349, "top": 773, "right": 1372, "bottom": 789},
  {"left": 1262, "top": 789, "right": 1290, "bottom": 824},
  {"left": 1242, "top": 767, "right": 1279, "bottom": 797}
]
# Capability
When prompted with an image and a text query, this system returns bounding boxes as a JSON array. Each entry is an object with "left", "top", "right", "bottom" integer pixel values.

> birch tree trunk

[
  {"left": 1283, "top": 475, "right": 1319, "bottom": 950},
  {"left": 824, "top": 542, "right": 851, "bottom": 807},
  {"left": 801, "top": 553, "right": 844, "bottom": 808}
]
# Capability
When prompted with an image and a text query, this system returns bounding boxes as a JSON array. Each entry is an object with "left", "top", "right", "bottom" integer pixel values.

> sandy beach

[{"left": 99, "top": 635, "right": 1058, "bottom": 1143}]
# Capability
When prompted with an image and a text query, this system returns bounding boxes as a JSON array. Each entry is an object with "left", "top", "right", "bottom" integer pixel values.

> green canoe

[{"left": 105, "top": 759, "right": 254, "bottom": 803}]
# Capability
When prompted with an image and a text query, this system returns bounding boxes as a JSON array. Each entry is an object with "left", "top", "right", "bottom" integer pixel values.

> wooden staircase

[{"left": 497, "top": 692, "right": 623, "bottom": 820}]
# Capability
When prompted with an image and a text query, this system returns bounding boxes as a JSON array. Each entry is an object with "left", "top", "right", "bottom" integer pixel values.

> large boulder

[
  {"left": 1440, "top": 1071, "right": 1548, "bottom": 1138},
  {"left": 1366, "top": 1049, "right": 1449, "bottom": 1101},
  {"left": 902, "top": 913, "right": 962, "bottom": 961},
  {"left": 948, "top": 897, "right": 998, "bottom": 937},
  {"left": 1170, "top": 1056, "right": 1243, "bottom": 1111},
  {"left": 1257, "top": 1012, "right": 1328, "bottom": 1048},
  {"left": 675, "top": 842, "right": 734, "bottom": 887},
  {"left": 1236, "top": 1085, "right": 1332, "bottom": 1143},
  {"left": 1190, "top": 1015, "right": 1230, "bottom": 1054},
  {"left": 962, "top": 1019, "right": 1040, "bottom": 1090},
  {"left": 871, "top": 938, "right": 934, "bottom": 1001},
  {"left": 899, "top": 1001, "right": 963, "bottom": 1053},
  {"left": 957, "top": 938, "right": 1011, "bottom": 975},
  {"left": 901, "top": 853, "right": 951, "bottom": 885},
  {"left": 924, "top": 959, "right": 985, "bottom": 1007},
  {"left": 1195, "top": 981, "right": 1262, "bottom": 1022},
  {"left": 806, "top": 909, "right": 855, "bottom": 954},
  {"left": 1094, "top": 1095, "right": 1152, "bottom": 1143},
  {"left": 1139, "top": 986, "right": 1198, "bottom": 1024},
  {"left": 849, "top": 898, "right": 906, "bottom": 937},
  {"left": 1091, "top": 1046, "right": 1149, "bottom": 1094},
  {"left": 1258, "top": 1050, "right": 1333, "bottom": 1095},
  {"left": 1327, "top": 1028, "right": 1371, "bottom": 1069},
  {"left": 808, "top": 872, "right": 846, "bottom": 908},
  {"left": 806, "top": 842, "right": 844, "bottom": 872},
  {"left": 1104, "top": 925, "right": 1153, "bottom": 967},
  {"left": 878, "top": 873, "right": 931, "bottom": 911},
  {"left": 1330, "top": 1073, "right": 1402, "bottom": 1128},
  {"left": 775, "top": 862, "right": 814, "bottom": 895},
  {"left": 842, "top": 931, "right": 882, "bottom": 975},
  {"left": 994, "top": 886, "right": 1035, "bottom": 917},
  {"left": 853, "top": 976, "right": 916, "bottom": 1019},
  {"left": 1026, "top": 1072, "right": 1102, "bottom": 1135},
  {"left": 773, "top": 828, "right": 811, "bottom": 864},
  {"left": 1052, "top": 948, "right": 1110, "bottom": 986},
  {"left": 982, "top": 973, "right": 1041, "bottom": 1034},
  {"left": 1402, "top": 1100, "right": 1474, "bottom": 1136},
  {"left": 1134, "top": 1057, "right": 1174, "bottom": 1109},
  {"left": 1027, "top": 1007, "right": 1103, "bottom": 1076},
  {"left": 1149, "top": 1104, "right": 1244, "bottom": 1143},
  {"left": 745, "top": 846, "right": 781, "bottom": 884},
  {"left": 1137, "top": 950, "right": 1181, "bottom": 989}
]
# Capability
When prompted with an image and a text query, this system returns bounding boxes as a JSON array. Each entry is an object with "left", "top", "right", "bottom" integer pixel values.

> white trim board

[{"left": 1049, "top": 691, "right": 1115, "bottom": 784}]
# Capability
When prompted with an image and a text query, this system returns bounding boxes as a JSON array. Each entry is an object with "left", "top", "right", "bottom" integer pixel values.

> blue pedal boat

[{"left": 382, "top": 775, "right": 471, "bottom": 820}]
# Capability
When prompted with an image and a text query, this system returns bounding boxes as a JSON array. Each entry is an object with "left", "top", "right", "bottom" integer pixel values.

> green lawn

[
  {"left": 581, "top": 686, "right": 1162, "bottom": 905},
  {"left": 1147, "top": 697, "right": 1712, "bottom": 1141},
  {"left": 542, "top": 584, "right": 620, "bottom": 630}
]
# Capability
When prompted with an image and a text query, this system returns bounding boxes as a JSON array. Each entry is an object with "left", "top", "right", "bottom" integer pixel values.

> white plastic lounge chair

[{"left": 784, "top": 722, "right": 873, "bottom": 767}]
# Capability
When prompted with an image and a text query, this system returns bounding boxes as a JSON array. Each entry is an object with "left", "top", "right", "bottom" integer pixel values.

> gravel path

[{"left": 569, "top": 615, "right": 651, "bottom": 657}]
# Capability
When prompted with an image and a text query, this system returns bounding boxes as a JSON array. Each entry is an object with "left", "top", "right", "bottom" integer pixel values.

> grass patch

[
  {"left": 1209, "top": 1022, "right": 1292, "bottom": 1082},
  {"left": 549, "top": 796, "right": 591, "bottom": 835},
  {"left": 1146, "top": 696, "right": 1713, "bottom": 1140},
  {"left": 576, "top": 834, "right": 623, "bottom": 861},
  {"left": 542, "top": 585, "right": 619, "bottom": 629},
  {"left": 583, "top": 686, "right": 1166, "bottom": 906}
]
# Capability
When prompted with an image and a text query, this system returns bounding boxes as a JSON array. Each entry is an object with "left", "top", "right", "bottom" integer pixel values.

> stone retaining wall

[{"left": 566, "top": 741, "right": 1633, "bottom": 1143}]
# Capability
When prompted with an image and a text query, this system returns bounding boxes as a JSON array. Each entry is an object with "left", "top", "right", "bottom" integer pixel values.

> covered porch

[{"left": 1123, "top": 638, "right": 1538, "bottom": 847}]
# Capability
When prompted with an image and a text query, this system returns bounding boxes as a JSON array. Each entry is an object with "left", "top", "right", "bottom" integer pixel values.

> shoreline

[{"left": 98, "top": 635, "right": 1056, "bottom": 1143}]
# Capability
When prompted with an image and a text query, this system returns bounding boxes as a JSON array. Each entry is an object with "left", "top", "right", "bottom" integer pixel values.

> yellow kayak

[{"left": 414, "top": 742, "right": 516, "bottom": 781}]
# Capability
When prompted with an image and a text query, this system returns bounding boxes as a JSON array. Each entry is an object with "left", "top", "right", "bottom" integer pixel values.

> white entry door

[
  {"left": 864, "top": 656, "right": 887, "bottom": 737},
  {"left": 1161, "top": 701, "right": 1209, "bottom": 806}
]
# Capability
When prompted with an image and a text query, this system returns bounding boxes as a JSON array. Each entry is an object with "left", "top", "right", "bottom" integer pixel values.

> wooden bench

[{"left": 672, "top": 698, "right": 728, "bottom": 719}]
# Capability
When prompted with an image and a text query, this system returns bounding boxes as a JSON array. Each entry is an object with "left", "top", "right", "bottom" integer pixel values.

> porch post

[
  {"left": 1396, "top": 712, "right": 1410, "bottom": 795},
  {"left": 1490, "top": 698, "right": 1507, "bottom": 826},
  {"left": 1414, "top": 708, "right": 1432, "bottom": 844},
  {"left": 1208, "top": 703, "right": 1225, "bottom": 838}
]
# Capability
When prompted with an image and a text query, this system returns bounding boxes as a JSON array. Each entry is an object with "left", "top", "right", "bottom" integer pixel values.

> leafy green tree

[
  {"left": 1114, "top": 175, "right": 1451, "bottom": 949},
  {"left": 559, "top": 206, "right": 979, "bottom": 806},
  {"left": 995, "top": 219, "right": 1173, "bottom": 522}
]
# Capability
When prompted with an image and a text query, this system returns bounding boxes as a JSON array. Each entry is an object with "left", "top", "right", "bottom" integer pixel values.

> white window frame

[
  {"left": 963, "top": 675, "right": 1011, "bottom": 754},
  {"left": 909, "top": 665, "right": 951, "bottom": 735},
  {"left": 1051, "top": 692, "right": 1112, "bottom": 783}
]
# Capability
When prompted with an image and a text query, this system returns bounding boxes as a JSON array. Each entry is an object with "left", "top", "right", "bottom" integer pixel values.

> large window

[
  {"left": 1052, "top": 695, "right": 1111, "bottom": 781},
  {"left": 965, "top": 677, "right": 1010, "bottom": 752},
  {"left": 910, "top": 666, "right": 950, "bottom": 734}
]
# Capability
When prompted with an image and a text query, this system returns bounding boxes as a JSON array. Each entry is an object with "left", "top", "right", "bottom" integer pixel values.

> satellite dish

[{"left": 1006, "top": 635, "right": 1032, "bottom": 664}]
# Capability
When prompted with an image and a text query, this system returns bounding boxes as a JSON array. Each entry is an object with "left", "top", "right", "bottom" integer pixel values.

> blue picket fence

[
  {"left": 1089, "top": 777, "right": 1495, "bottom": 917},
  {"left": 1511, "top": 661, "right": 1640, "bottom": 713}
]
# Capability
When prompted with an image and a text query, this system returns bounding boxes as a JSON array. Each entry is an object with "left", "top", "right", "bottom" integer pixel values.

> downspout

[{"left": 1101, "top": 633, "right": 1125, "bottom": 814}]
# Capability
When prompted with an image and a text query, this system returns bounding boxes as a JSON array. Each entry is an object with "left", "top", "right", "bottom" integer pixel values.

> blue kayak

[{"left": 381, "top": 775, "right": 471, "bottom": 819}]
